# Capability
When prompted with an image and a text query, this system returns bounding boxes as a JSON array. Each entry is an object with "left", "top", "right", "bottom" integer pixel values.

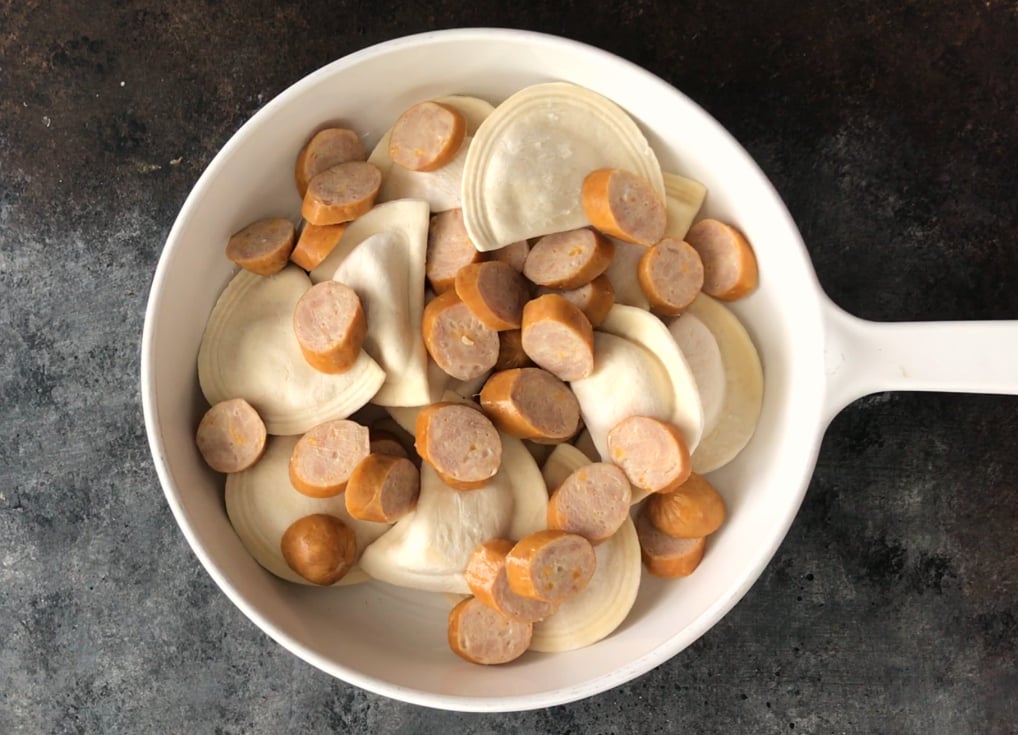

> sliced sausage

[
  {"left": 421, "top": 289, "right": 499, "bottom": 381},
  {"left": 465, "top": 540, "right": 557, "bottom": 623},
  {"left": 369, "top": 429, "right": 410, "bottom": 459},
  {"left": 523, "top": 228, "right": 614, "bottom": 290},
  {"left": 635, "top": 506, "right": 706, "bottom": 578},
  {"left": 280, "top": 513, "right": 357, "bottom": 585},
  {"left": 536, "top": 273, "right": 616, "bottom": 328},
  {"left": 301, "top": 161, "right": 381, "bottom": 225},
  {"left": 371, "top": 418, "right": 417, "bottom": 460},
  {"left": 345, "top": 453, "right": 420, "bottom": 523},
  {"left": 195, "top": 398, "right": 267, "bottom": 473},
  {"left": 447, "top": 596, "right": 532, "bottom": 665},
  {"left": 414, "top": 402, "right": 502, "bottom": 490},
  {"left": 479, "top": 367, "right": 580, "bottom": 443},
  {"left": 607, "top": 416, "right": 692, "bottom": 495},
  {"left": 638, "top": 237, "right": 704, "bottom": 315},
  {"left": 389, "top": 101, "right": 467, "bottom": 172},
  {"left": 292, "top": 280, "right": 366, "bottom": 374},
  {"left": 520, "top": 294, "right": 594, "bottom": 381},
  {"left": 685, "top": 219, "right": 758, "bottom": 300},
  {"left": 581, "top": 168, "right": 666, "bottom": 246},
  {"left": 426, "top": 209, "right": 482, "bottom": 293},
  {"left": 546, "top": 462, "right": 631, "bottom": 544},
  {"left": 288, "top": 419, "right": 370, "bottom": 498},
  {"left": 290, "top": 222, "right": 346, "bottom": 271},
  {"left": 225, "top": 217, "right": 295, "bottom": 276},
  {"left": 488, "top": 239, "right": 530, "bottom": 273},
  {"left": 645, "top": 472, "right": 726, "bottom": 538},
  {"left": 494, "top": 329, "right": 532, "bottom": 371},
  {"left": 295, "top": 127, "right": 366, "bottom": 198},
  {"left": 454, "top": 260, "right": 529, "bottom": 331},
  {"left": 505, "top": 530, "right": 597, "bottom": 604}
]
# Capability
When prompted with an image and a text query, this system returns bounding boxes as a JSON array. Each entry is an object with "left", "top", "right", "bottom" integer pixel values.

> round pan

[{"left": 140, "top": 28, "right": 1018, "bottom": 712}]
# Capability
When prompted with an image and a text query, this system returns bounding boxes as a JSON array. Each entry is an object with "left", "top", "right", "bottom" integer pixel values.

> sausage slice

[
  {"left": 638, "top": 237, "right": 704, "bottom": 315},
  {"left": 547, "top": 462, "right": 631, "bottom": 544},
  {"left": 422, "top": 289, "right": 499, "bottom": 381},
  {"left": 523, "top": 228, "right": 614, "bottom": 290},
  {"left": 369, "top": 429, "right": 410, "bottom": 459},
  {"left": 479, "top": 367, "right": 580, "bottom": 443},
  {"left": 389, "top": 101, "right": 467, "bottom": 172},
  {"left": 195, "top": 398, "right": 267, "bottom": 473},
  {"left": 301, "top": 161, "right": 381, "bottom": 225},
  {"left": 493, "top": 329, "right": 532, "bottom": 371},
  {"left": 635, "top": 506, "right": 706, "bottom": 578},
  {"left": 454, "top": 260, "right": 529, "bottom": 331},
  {"left": 414, "top": 402, "right": 502, "bottom": 490},
  {"left": 226, "top": 217, "right": 296, "bottom": 276},
  {"left": 581, "top": 168, "right": 666, "bottom": 246},
  {"left": 505, "top": 530, "right": 597, "bottom": 604},
  {"left": 488, "top": 240, "right": 531, "bottom": 273},
  {"left": 290, "top": 222, "right": 346, "bottom": 271},
  {"left": 520, "top": 294, "right": 594, "bottom": 381},
  {"left": 345, "top": 453, "right": 420, "bottom": 523},
  {"left": 426, "top": 209, "right": 482, "bottom": 293},
  {"left": 288, "top": 419, "right": 370, "bottom": 498},
  {"left": 292, "top": 280, "right": 366, "bottom": 374},
  {"left": 685, "top": 219, "right": 758, "bottom": 300},
  {"left": 536, "top": 273, "right": 616, "bottom": 328},
  {"left": 465, "top": 540, "right": 557, "bottom": 623},
  {"left": 447, "top": 596, "right": 533, "bottom": 665},
  {"left": 607, "top": 416, "right": 692, "bottom": 495},
  {"left": 280, "top": 513, "right": 357, "bottom": 585},
  {"left": 645, "top": 472, "right": 726, "bottom": 538},
  {"left": 295, "top": 127, "right": 366, "bottom": 198}
]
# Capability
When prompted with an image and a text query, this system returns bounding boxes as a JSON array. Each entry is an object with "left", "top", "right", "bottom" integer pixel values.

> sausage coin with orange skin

[
  {"left": 447, "top": 596, "right": 533, "bottom": 665},
  {"left": 344, "top": 453, "right": 420, "bottom": 523},
  {"left": 225, "top": 217, "right": 295, "bottom": 276},
  {"left": 454, "top": 260, "right": 529, "bottom": 331},
  {"left": 645, "top": 472, "right": 726, "bottom": 538},
  {"left": 547, "top": 462, "right": 631, "bottom": 544},
  {"left": 523, "top": 228, "right": 614, "bottom": 290},
  {"left": 488, "top": 239, "right": 530, "bottom": 273},
  {"left": 301, "top": 161, "right": 381, "bottom": 225},
  {"left": 536, "top": 273, "right": 616, "bottom": 328},
  {"left": 494, "top": 329, "right": 532, "bottom": 371},
  {"left": 635, "top": 506, "right": 706, "bottom": 578},
  {"left": 421, "top": 289, "right": 499, "bottom": 381},
  {"left": 685, "top": 219, "right": 758, "bottom": 300},
  {"left": 479, "top": 367, "right": 580, "bottom": 443},
  {"left": 607, "top": 415, "right": 692, "bottom": 495},
  {"left": 465, "top": 540, "right": 557, "bottom": 623},
  {"left": 389, "top": 101, "right": 467, "bottom": 172},
  {"left": 292, "top": 280, "right": 366, "bottom": 374},
  {"left": 426, "top": 209, "right": 482, "bottom": 293},
  {"left": 288, "top": 419, "right": 370, "bottom": 498},
  {"left": 414, "top": 402, "right": 502, "bottom": 490},
  {"left": 638, "top": 237, "right": 704, "bottom": 315},
  {"left": 294, "top": 127, "right": 366, "bottom": 198},
  {"left": 369, "top": 429, "right": 410, "bottom": 459},
  {"left": 520, "top": 294, "right": 594, "bottom": 381},
  {"left": 280, "top": 513, "right": 357, "bottom": 586},
  {"left": 290, "top": 222, "right": 346, "bottom": 271},
  {"left": 195, "top": 397, "right": 267, "bottom": 473},
  {"left": 581, "top": 168, "right": 667, "bottom": 246},
  {"left": 505, "top": 529, "right": 597, "bottom": 604}
]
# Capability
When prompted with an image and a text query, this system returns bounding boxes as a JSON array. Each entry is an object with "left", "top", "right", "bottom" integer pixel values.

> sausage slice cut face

[
  {"left": 389, "top": 101, "right": 467, "bottom": 172},
  {"left": 301, "top": 161, "right": 382, "bottom": 225},
  {"left": 505, "top": 529, "right": 597, "bottom": 604},
  {"left": 422, "top": 289, "right": 500, "bottom": 381},
  {"left": 465, "top": 539, "right": 557, "bottom": 623},
  {"left": 685, "top": 219, "right": 758, "bottom": 301},
  {"left": 638, "top": 237, "right": 704, "bottom": 315},
  {"left": 292, "top": 281, "right": 366, "bottom": 374},
  {"left": 426, "top": 209, "right": 482, "bottom": 293},
  {"left": 226, "top": 217, "right": 296, "bottom": 276},
  {"left": 635, "top": 506, "right": 706, "bottom": 578},
  {"left": 582, "top": 168, "right": 667, "bottom": 246},
  {"left": 295, "top": 127, "right": 366, "bottom": 198},
  {"left": 523, "top": 228, "right": 614, "bottom": 290},
  {"left": 447, "top": 596, "right": 533, "bottom": 665},
  {"left": 547, "top": 462, "right": 632, "bottom": 544},
  {"left": 345, "top": 453, "right": 420, "bottom": 523},
  {"left": 454, "top": 260, "right": 529, "bottom": 331},
  {"left": 414, "top": 402, "right": 503, "bottom": 490},
  {"left": 520, "top": 294, "right": 595, "bottom": 381},
  {"left": 195, "top": 398, "right": 267, "bottom": 474},
  {"left": 288, "top": 419, "right": 370, "bottom": 498},
  {"left": 607, "top": 415, "right": 692, "bottom": 495}
]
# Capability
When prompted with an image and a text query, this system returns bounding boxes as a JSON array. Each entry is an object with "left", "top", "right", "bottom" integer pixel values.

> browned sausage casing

[
  {"left": 505, "top": 530, "right": 597, "bottom": 603},
  {"left": 465, "top": 539, "right": 557, "bottom": 623},
  {"left": 479, "top": 367, "right": 580, "bottom": 443},
  {"left": 280, "top": 513, "right": 357, "bottom": 585}
]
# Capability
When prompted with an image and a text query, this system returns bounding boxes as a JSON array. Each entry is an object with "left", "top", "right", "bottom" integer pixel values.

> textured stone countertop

[{"left": 2, "top": 2, "right": 1016, "bottom": 733}]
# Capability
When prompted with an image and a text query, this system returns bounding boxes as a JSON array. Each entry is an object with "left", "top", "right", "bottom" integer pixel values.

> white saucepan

[{"left": 141, "top": 28, "right": 1018, "bottom": 711}]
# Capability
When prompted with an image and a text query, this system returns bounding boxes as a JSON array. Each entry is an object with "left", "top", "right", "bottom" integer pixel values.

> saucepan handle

[{"left": 822, "top": 296, "right": 1018, "bottom": 420}]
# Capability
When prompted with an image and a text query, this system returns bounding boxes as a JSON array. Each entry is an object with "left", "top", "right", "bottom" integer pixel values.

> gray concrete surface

[{"left": 1, "top": 1, "right": 1016, "bottom": 732}]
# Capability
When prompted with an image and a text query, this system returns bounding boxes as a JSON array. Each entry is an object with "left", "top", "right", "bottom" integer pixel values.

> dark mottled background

[{"left": 2, "top": 1, "right": 1016, "bottom": 733}]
